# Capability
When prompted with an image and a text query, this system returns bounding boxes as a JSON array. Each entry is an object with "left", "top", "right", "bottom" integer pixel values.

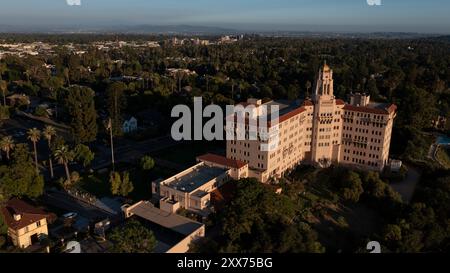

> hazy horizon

[{"left": 0, "top": 0, "right": 449, "bottom": 34}]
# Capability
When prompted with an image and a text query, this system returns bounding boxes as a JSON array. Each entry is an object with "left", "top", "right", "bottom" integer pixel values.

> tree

[
  {"left": 0, "top": 80, "right": 7, "bottom": 106},
  {"left": 109, "top": 219, "right": 156, "bottom": 253},
  {"left": 110, "top": 171, "right": 134, "bottom": 197},
  {"left": 305, "top": 81, "right": 312, "bottom": 98},
  {"left": 399, "top": 230, "right": 424, "bottom": 253},
  {"left": 383, "top": 224, "right": 402, "bottom": 243},
  {"left": 120, "top": 172, "right": 134, "bottom": 197},
  {"left": 396, "top": 86, "right": 437, "bottom": 130},
  {"left": 0, "top": 105, "right": 9, "bottom": 120},
  {"left": 140, "top": 156, "right": 155, "bottom": 171},
  {"left": 0, "top": 136, "right": 15, "bottom": 160},
  {"left": 339, "top": 171, "right": 363, "bottom": 203},
  {"left": 0, "top": 210, "right": 7, "bottom": 235},
  {"left": 366, "top": 78, "right": 380, "bottom": 99},
  {"left": 63, "top": 67, "right": 70, "bottom": 86},
  {"left": 0, "top": 213, "right": 6, "bottom": 249},
  {"left": 43, "top": 125, "right": 56, "bottom": 179},
  {"left": 214, "top": 178, "right": 323, "bottom": 253},
  {"left": 106, "top": 82, "right": 127, "bottom": 136},
  {"left": 110, "top": 171, "right": 121, "bottom": 195},
  {"left": 54, "top": 145, "right": 74, "bottom": 186},
  {"left": 27, "top": 128, "right": 41, "bottom": 173},
  {"left": 0, "top": 144, "right": 44, "bottom": 199},
  {"left": 74, "top": 144, "right": 95, "bottom": 168},
  {"left": 63, "top": 85, "right": 98, "bottom": 143}
]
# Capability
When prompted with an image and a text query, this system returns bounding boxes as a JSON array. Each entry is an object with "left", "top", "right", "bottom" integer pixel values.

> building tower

[{"left": 310, "top": 63, "right": 343, "bottom": 167}]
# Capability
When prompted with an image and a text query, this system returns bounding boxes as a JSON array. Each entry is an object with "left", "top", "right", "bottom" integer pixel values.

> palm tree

[
  {"left": 43, "top": 125, "right": 57, "bottom": 179},
  {"left": 54, "top": 145, "right": 74, "bottom": 185},
  {"left": 0, "top": 136, "right": 15, "bottom": 160},
  {"left": 27, "top": 128, "right": 41, "bottom": 173}
]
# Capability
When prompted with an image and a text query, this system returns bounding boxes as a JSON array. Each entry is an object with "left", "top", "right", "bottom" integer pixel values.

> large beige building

[{"left": 227, "top": 64, "right": 397, "bottom": 183}]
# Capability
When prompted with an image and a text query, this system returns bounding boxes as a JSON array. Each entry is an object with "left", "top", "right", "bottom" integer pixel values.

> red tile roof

[
  {"left": 278, "top": 106, "right": 307, "bottom": 123},
  {"left": 343, "top": 104, "right": 397, "bottom": 115},
  {"left": 197, "top": 153, "right": 247, "bottom": 169},
  {"left": 336, "top": 99, "right": 345, "bottom": 105},
  {"left": 211, "top": 182, "right": 237, "bottom": 211},
  {"left": 1, "top": 199, "right": 52, "bottom": 230}
]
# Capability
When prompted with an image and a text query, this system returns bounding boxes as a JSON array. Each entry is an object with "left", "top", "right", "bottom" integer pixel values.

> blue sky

[{"left": 0, "top": 0, "right": 449, "bottom": 33}]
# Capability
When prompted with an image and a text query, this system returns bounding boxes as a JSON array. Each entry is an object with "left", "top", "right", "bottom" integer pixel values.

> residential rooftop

[
  {"left": 1, "top": 198, "right": 55, "bottom": 230},
  {"left": 163, "top": 164, "right": 227, "bottom": 193},
  {"left": 127, "top": 201, "right": 203, "bottom": 236}
]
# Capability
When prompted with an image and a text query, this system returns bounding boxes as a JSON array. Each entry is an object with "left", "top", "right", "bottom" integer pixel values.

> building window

[{"left": 36, "top": 221, "right": 41, "bottom": 227}]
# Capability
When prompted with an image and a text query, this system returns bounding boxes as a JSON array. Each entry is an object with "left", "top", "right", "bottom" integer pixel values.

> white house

[{"left": 122, "top": 116, "right": 138, "bottom": 134}]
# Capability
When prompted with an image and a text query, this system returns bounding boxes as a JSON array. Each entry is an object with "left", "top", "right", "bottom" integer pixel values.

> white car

[{"left": 62, "top": 212, "right": 78, "bottom": 219}]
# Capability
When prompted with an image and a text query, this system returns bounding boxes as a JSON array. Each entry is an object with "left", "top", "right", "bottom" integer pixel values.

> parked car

[{"left": 62, "top": 212, "right": 78, "bottom": 220}]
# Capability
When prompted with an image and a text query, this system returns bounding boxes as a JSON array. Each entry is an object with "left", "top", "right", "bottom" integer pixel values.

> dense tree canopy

[
  {"left": 109, "top": 219, "right": 156, "bottom": 253},
  {"left": 199, "top": 178, "right": 324, "bottom": 253},
  {"left": 0, "top": 144, "right": 44, "bottom": 199}
]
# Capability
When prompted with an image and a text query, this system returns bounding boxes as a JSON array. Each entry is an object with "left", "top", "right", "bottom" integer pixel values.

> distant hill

[
  {"left": 0, "top": 24, "right": 446, "bottom": 39},
  {"left": 0, "top": 24, "right": 238, "bottom": 35}
]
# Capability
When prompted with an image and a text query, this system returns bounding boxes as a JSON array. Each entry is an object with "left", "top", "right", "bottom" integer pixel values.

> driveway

[{"left": 390, "top": 165, "right": 421, "bottom": 203}]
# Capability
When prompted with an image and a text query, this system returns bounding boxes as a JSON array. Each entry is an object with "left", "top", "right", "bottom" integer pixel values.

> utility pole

[{"left": 107, "top": 118, "right": 115, "bottom": 172}]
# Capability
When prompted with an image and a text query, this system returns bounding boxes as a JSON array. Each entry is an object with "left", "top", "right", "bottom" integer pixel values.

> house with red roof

[{"left": 1, "top": 198, "right": 54, "bottom": 250}]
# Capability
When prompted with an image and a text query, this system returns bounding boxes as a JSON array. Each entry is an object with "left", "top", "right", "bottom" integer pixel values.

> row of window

[
  {"left": 342, "top": 156, "right": 380, "bottom": 167},
  {"left": 318, "top": 143, "right": 331, "bottom": 147},
  {"left": 345, "top": 111, "right": 385, "bottom": 120}
]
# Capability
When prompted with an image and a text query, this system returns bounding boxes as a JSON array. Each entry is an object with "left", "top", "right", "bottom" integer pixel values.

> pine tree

[
  {"left": 110, "top": 172, "right": 122, "bottom": 196},
  {"left": 110, "top": 171, "right": 133, "bottom": 197},
  {"left": 64, "top": 85, "right": 98, "bottom": 143}
]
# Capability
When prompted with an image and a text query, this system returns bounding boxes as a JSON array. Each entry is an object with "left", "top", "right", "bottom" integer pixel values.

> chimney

[{"left": 13, "top": 214, "right": 22, "bottom": 221}]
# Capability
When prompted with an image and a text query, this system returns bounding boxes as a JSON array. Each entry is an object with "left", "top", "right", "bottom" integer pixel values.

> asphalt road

[
  {"left": 42, "top": 190, "right": 115, "bottom": 221},
  {"left": 91, "top": 135, "right": 181, "bottom": 170}
]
